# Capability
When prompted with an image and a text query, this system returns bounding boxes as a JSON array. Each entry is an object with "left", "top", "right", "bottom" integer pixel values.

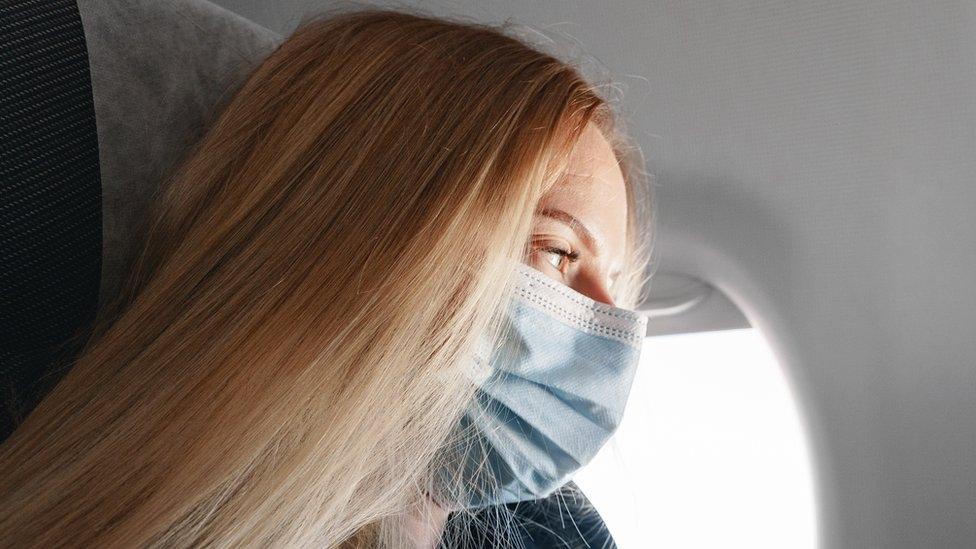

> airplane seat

[{"left": 0, "top": 0, "right": 281, "bottom": 441}]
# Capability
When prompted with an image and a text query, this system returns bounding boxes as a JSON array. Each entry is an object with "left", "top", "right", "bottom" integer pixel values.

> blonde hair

[{"left": 0, "top": 5, "right": 654, "bottom": 547}]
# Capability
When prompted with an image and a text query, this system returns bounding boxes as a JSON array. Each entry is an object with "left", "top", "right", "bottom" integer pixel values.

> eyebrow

[{"left": 535, "top": 207, "right": 601, "bottom": 256}]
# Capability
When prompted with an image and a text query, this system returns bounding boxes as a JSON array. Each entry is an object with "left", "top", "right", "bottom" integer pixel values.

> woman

[{"left": 0, "top": 6, "right": 654, "bottom": 548}]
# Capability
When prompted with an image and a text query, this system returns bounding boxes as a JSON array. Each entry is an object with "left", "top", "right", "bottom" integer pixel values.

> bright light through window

[{"left": 574, "top": 328, "right": 817, "bottom": 549}]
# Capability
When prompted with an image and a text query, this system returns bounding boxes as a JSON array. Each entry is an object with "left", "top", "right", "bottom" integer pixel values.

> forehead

[{"left": 538, "top": 124, "right": 628, "bottom": 261}]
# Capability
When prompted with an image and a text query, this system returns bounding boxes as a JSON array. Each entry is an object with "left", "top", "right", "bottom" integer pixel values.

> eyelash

[{"left": 540, "top": 245, "right": 580, "bottom": 269}]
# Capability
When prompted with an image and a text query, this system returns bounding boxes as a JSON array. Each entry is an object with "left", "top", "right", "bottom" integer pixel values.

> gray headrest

[{"left": 77, "top": 0, "right": 282, "bottom": 306}]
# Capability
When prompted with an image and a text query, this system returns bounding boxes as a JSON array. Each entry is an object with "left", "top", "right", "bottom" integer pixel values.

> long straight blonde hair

[{"left": 0, "top": 5, "right": 654, "bottom": 547}]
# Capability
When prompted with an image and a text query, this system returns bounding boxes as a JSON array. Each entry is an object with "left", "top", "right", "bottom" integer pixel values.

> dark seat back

[
  {"left": 0, "top": 0, "right": 280, "bottom": 441},
  {"left": 0, "top": 0, "right": 103, "bottom": 440}
]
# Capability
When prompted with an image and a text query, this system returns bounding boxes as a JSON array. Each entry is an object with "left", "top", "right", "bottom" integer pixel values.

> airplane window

[{"left": 574, "top": 327, "right": 817, "bottom": 548}]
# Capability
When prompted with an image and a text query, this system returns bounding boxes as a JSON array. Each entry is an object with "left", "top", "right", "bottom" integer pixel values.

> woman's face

[{"left": 526, "top": 122, "right": 628, "bottom": 307}]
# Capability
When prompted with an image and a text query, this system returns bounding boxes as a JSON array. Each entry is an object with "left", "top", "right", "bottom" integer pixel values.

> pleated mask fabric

[{"left": 438, "top": 262, "right": 647, "bottom": 509}]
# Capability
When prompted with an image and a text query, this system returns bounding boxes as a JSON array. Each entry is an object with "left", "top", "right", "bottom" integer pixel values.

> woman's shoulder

[{"left": 440, "top": 481, "right": 616, "bottom": 549}]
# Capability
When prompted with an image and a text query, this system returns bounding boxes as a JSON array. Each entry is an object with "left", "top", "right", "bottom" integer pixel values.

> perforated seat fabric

[{"left": 1, "top": 0, "right": 103, "bottom": 439}]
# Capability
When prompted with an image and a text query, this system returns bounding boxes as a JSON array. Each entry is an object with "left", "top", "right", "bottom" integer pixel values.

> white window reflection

[{"left": 574, "top": 328, "right": 817, "bottom": 549}]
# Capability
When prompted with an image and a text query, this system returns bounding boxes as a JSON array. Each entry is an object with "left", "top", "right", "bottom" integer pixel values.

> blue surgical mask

[{"left": 434, "top": 262, "right": 648, "bottom": 509}]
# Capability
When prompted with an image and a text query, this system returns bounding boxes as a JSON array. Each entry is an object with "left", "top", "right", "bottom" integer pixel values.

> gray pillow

[{"left": 77, "top": 0, "right": 282, "bottom": 307}]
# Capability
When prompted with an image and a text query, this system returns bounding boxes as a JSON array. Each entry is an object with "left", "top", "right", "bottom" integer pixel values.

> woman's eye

[
  {"left": 544, "top": 248, "right": 562, "bottom": 270},
  {"left": 540, "top": 245, "right": 580, "bottom": 272}
]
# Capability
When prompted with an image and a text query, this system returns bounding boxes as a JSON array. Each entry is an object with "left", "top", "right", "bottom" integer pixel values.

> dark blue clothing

[{"left": 440, "top": 482, "right": 617, "bottom": 549}]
